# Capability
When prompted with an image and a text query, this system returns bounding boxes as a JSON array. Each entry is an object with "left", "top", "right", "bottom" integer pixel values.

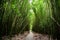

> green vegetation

[
  {"left": 0, "top": 0, "right": 60, "bottom": 39},
  {"left": 0, "top": 0, "right": 30, "bottom": 36}
]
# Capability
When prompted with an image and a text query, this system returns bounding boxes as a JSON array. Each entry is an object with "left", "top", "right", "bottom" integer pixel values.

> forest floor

[{"left": 2, "top": 31, "right": 55, "bottom": 40}]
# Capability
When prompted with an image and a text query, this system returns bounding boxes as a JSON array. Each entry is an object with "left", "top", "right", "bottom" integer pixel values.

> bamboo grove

[{"left": 0, "top": 0, "right": 60, "bottom": 40}]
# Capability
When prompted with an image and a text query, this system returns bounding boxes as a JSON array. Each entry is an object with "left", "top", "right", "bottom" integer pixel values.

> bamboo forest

[{"left": 0, "top": 0, "right": 60, "bottom": 40}]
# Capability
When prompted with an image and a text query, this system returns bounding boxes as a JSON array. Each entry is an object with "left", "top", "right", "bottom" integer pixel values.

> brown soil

[{"left": 2, "top": 31, "right": 54, "bottom": 40}]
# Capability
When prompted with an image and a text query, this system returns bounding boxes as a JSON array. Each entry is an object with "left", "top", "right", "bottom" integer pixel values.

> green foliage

[
  {"left": 0, "top": 0, "right": 60, "bottom": 39},
  {"left": 0, "top": 0, "right": 30, "bottom": 36},
  {"left": 51, "top": 0, "right": 60, "bottom": 39},
  {"left": 32, "top": 0, "right": 55, "bottom": 35}
]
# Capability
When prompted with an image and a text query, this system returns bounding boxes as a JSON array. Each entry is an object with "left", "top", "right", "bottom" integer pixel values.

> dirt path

[{"left": 2, "top": 31, "right": 54, "bottom": 40}]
